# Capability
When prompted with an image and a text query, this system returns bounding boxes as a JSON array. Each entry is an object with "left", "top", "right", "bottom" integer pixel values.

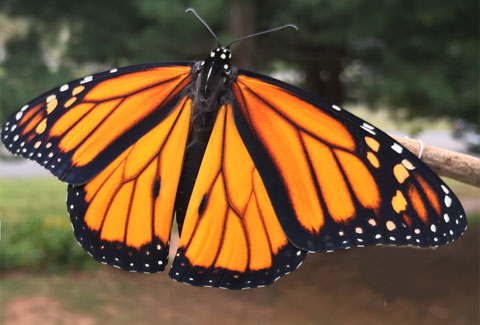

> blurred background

[{"left": 0, "top": 1, "right": 478, "bottom": 324}]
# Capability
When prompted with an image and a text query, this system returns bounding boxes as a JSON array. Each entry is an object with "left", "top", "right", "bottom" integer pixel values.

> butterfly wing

[
  {"left": 169, "top": 104, "right": 307, "bottom": 289},
  {"left": 231, "top": 70, "right": 467, "bottom": 252},
  {"left": 67, "top": 95, "right": 193, "bottom": 272},
  {"left": 1, "top": 62, "right": 193, "bottom": 185}
]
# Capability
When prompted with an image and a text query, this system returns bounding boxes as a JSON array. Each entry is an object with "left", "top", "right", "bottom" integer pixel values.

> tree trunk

[
  {"left": 228, "top": 0, "right": 255, "bottom": 70},
  {"left": 302, "top": 49, "right": 345, "bottom": 104}
]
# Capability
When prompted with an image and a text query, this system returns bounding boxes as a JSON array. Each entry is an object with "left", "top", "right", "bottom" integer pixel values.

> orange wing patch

[
  {"left": 170, "top": 104, "right": 306, "bottom": 289},
  {"left": 232, "top": 72, "right": 466, "bottom": 253},
  {"left": 53, "top": 68, "right": 191, "bottom": 168},
  {"left": 67, "top": 96, "right": 192, "bottom": 273},
  {"left": 415, "top": 173, "right": 442, "bottom": 215},
  {"left": 1, "top": 64, "right": 192, "bottom": 185},
  {"left": 233, "top": 75, "right": 381, "bottom": 233}
]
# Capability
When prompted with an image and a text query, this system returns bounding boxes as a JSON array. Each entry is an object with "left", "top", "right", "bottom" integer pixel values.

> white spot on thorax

[{"left": 206, "top": 66, "right": 213, "bottom": 80}]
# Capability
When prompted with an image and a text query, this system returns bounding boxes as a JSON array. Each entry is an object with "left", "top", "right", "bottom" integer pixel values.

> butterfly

[{"left": 1, "top": 9, "right": 467, "bottom": 290}]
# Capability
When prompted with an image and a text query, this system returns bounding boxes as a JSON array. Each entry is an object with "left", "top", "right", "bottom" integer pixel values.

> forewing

[
  {"left": 1, "top": 62, "right": 193, "bottom": 184},
  {"left": 232, "top": 70, "right": 467, "bottom": 252},
  {"left": 169, "top": 104, "right": 306, "bottom": 289},
  {"left": 67, "top": 96, "right": 192, "bottom": 272}
]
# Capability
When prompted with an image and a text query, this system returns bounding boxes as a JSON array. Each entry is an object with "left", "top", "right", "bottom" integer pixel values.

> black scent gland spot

[
  {"left": 198, "top": 193, "right": 209, "bottom": 216},
  {"left": 153, "top": 177, "right": 161, "bottom": 198}
]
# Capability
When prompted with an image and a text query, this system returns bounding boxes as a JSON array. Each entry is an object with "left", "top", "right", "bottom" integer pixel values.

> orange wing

[
  {"left": 231, "top": 71, "right": 467, "bottom": 252},
  {"left": 1, "top": 63, "right": 192, "bottom": 185},
  {"left": 67, "top": 96, "right": 192, "bottom": 272},
  {"left": 169, "top": 104, "right": 306, "bottom": 289}
]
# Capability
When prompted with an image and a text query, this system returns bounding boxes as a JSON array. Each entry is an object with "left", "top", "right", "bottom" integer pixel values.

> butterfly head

[
  {"left": 202, "top": 46, "right": 232, "bottom": 73},
  {"left": 195, "top": 46, "right": 234, "bottom": 97}
]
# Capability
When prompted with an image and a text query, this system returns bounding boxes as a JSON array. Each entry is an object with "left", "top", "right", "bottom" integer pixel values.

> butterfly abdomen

[{"left": 174, "top": 48, "right": 236, "bottom": 232}]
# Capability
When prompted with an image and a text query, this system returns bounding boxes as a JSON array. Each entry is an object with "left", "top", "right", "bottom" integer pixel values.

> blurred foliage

[
  {"left": 1, "top": 213, "right": 97, "bottom": 271},
  {"left": 0, "top": 178, "right": 97, "bottom": 272},
  {"left": 0, "top": 0, "right": 478, "bottom": 125}
]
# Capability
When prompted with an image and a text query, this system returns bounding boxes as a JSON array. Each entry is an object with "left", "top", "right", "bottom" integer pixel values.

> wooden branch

[{"left": 391, "top": 135, "right": 480, "bottom": 188}]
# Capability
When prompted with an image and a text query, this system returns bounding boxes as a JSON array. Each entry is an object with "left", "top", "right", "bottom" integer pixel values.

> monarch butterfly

[{"left": 1, "top": 9, "right": 467, "bottom": 290}]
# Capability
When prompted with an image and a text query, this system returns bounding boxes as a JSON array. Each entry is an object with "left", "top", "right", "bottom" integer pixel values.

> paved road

[{"left": 0, "top": 158, "right": 52, "bottom": 178}]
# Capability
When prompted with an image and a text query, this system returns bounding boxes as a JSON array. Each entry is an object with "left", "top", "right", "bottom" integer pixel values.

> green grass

[
  {"left": 0, "top": 178, "right": 97, "bottom": 272},
  {"left": 0, "top": 178, "right": 66, "bottom": 222}
]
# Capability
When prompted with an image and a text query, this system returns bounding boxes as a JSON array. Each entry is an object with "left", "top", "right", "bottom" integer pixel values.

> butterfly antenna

[
  {"left": 186, "top": 8, "right": 220, "bottom": 46},
  {"left": 226, "top": 24, "right": 298, "bottom": 48}
]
